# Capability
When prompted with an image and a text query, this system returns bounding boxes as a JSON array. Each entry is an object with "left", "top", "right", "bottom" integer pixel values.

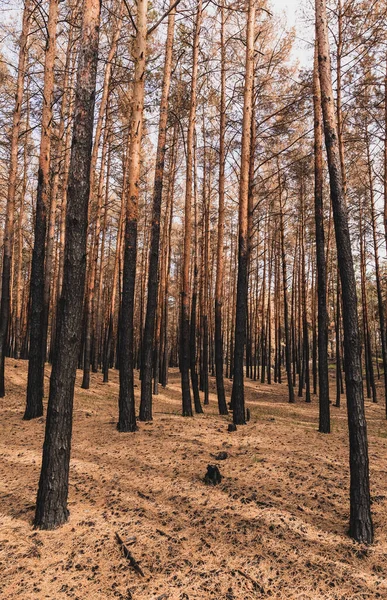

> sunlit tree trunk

[
  {"left": 0, "top": 0, "right": 31, "bottom": 397},
  {"left": 117, "top": 0, "right": 148, "bottom": 431}
]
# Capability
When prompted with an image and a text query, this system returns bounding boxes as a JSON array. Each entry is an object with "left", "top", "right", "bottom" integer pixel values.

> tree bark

[
  {"left": 315, "top": 0, "right": 373, "bottom": 544},
  {"left": 230, "top": 0, "right": 255, "bottom": 424},
  {"left": 34, "top": 0, "right": 102, "bottom": 529},
  {"left": 214, "top": 1, "right": 228, "bottom": 415},
  {"left": 117, "top": 0, "right": 148, "bottom": 432},
  {"left": 0, "top": 0, "right": 31, "bottom": 397},
  {"left": 313, "top": 44, "right": 330, "bottom": 432},
  {"left": 180, "top": 0, "right": 202, "bottom": 417},
  {"left": 140, "top": 0, "right": 176, "bottom": 421}
]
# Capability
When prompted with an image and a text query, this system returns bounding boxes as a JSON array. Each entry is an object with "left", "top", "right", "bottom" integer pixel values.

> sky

[{"left": 270, "top": 0, "right": 314, "bottom": 68}]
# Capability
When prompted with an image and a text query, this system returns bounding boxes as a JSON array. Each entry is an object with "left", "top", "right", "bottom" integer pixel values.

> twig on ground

[{"left": 115, "top": 532, "right": 144, "bottom": 577}]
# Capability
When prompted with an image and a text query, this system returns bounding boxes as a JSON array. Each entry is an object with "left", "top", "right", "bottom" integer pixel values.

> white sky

[{"left": 270, "top": 0, "right": 314, "bottom": 68}]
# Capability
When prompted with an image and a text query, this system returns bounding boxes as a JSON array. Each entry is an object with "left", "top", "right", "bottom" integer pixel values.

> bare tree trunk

[
  {"left": 15, "top": 77, "right": 30, "bottom": 359},
  {"left": 315, "top": 0, "right": 373, "bottom": 544},
  {"left": 24, "top": 0, "right": 59, "bottom": 419},
  {"left": 34, "top": 0, "right": 102, "bottom": 529},
  {"left": 140, "top": 0, "right": 175, "bottom": 420},
  {"left": 0, "top": 0, "right": 31, "bottom": 396},
  {"left": 214, "top": 1, "right": 228, "bottom": 415},
  {"left": 279, "top": 175, "right": 295, "bottom": 404},
  {"left": 313, "top": 44, "right": 330, "bottom": 431},
  {"left": 367, "top": 129, "right": 387, "bottom": 412},
  {"left": 230, "top": 0, "right": 255, "bottom": 425},
  {"left": 180, "top": 0, "right": 202, "bottom": 417},
  {"left": 117, "top": 0, "right": 148, "bottom": 431}
]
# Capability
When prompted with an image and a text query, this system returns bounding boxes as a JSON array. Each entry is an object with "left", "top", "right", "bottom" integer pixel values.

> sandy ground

[{"left": 1, "top": 359, "right": 387, "bottom": 599}]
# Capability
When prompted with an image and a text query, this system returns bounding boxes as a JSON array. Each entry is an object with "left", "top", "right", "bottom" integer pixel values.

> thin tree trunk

[
  {"left": 279, "top": 175, "right": 295, "bottom": 403},
  {"left": 214, "top": 0, "right": 228, "bottom": 413},
  {"left": 314, "top": 45, "right": 330, "bottom": 431},
  {"left": 231, "top": 0, "right": 255, "bottom": 424},
  {"left": 117, "top": 0, "right": 148, "bottom": 431},
  {"left": 0, "top": 0, "right": 31, "bottom": 397},
  {"left": 140, "top": 0, "right": 175, "bottom": 420},
  {"left": 24, "top": 0, "right": 59, "bottom": 419},
  {"left": 180, "top": 0, "right": 202, "bottom": 417}
]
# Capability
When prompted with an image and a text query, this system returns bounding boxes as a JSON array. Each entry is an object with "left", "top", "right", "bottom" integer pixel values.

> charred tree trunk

[
  {"left": 117, "top": 0, "right": 148, "bottom": 432},
  {"left": 313, "top": 44, "right": 330, "bottom": 432},
  {"left": 316, "top": 0, "right": 373, "bottom": 544},
  {"left": 231, "top": 0, "right": 255, "bottom": 425},
  {"left": 34, "top": 0, "right": 102, "bottom": 529},
  {"left": 140, "top": 0, "right": 175, "bottom": 421}
]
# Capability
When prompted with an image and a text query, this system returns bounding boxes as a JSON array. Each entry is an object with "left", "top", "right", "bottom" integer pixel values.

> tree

[
  {"left": 117, "top": 0, "right": 148, "bottom": 432},
  {"left": 0, "top": 0, "right": 32, "bottom": 398},
  {"left": 34, "top": 0, "right": 102, "bottom": 529},
  {"left": 140, "top": 0, "right": 176, "bottom": 421},
  {"left": 24, "top": 0, "right": 59, "bottom": 420},
  {"left": 230, "top": 0, "right": 256, "bottom": 425},
  {"left": 315, "top": 0, "right": 373, "bottom": 544}
]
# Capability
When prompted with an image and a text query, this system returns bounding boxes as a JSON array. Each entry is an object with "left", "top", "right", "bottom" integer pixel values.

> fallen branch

[
  {"left": 236, "top": 569, "right": 264, "bottom": 594},
  {"left": 115, "top": 532, "right": 145, "bottom": 577}
]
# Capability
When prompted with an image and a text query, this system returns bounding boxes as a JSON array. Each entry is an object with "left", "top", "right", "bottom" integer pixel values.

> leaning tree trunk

[
  {"left": 0, "top": 0, "right": 31, "bottom": 397},
  {"left": 315, "top": 0, "right": 373, "bottom": 544},
  {"left": 140, "top": 0, "right": 176, "bottom": 421},
  {"left": 313, "top": 43, "right": 330, "bottom": 433},
  {"left": 230, "top": 0, "right": 256, "bottom": 425},
  {"left": 34, "top": 0, "right": 102, "bottom": 529},
  {"left": 117, "top": 0, "right": 148, "bottom": 432}
]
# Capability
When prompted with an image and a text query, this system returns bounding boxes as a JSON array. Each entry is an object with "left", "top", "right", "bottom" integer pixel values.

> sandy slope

[{"left": 1, "top": 359, "right": 387, "bottom": 599}]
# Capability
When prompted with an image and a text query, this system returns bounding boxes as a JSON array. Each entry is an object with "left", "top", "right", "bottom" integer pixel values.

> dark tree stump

[
  {"left": 204, "top": 464, "right": 222, "bottom": 485},
  {"left": 228, "top": 423, "right": 237, "bottom": 432},
  {"left": 246, "top": 408, "right": 251, "bottom": 422}
]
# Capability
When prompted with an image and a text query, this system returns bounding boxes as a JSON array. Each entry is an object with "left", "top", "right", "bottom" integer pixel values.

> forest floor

[{"left": 1, "top": 360, "right": 387, "bottom": 599}]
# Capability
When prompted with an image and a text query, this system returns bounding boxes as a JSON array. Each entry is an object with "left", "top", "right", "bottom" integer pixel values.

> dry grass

[{"left": 1, "top": 358, "right": 387, "bottom": 599}]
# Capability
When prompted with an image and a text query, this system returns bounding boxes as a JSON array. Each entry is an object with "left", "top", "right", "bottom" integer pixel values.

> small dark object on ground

[
  {"left": 115, "top": 532, "right": 144, "bottom": 576},
  {"left": 212, "top": 451, "right": 228, "bottom": 460},
  {"left": 204, "top": 464, "right": 222, "bottom": 485},
  {"left": 228, "top": 424, "right": 237, "bottom": 432},
  {"left": 246, "top": 408, "right": 251, "bottom": 421}
]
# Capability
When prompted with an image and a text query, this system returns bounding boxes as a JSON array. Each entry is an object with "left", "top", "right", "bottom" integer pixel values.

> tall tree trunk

[
  {"left": 117, "top": 0, "right": 148, "bottom": 431},
  {"left": 140, "top": 0, "right": 175, "bottom": 420},
  {"left": 180, "top": 0, "right": 202, "bottom": 417},
  {"left": 367, "top": 129, "right": 387, "bottom": 412},
  {"left": 0, "top": 0, "right": 31, "bottom": 397},
  {"left": 230, "top": 0, "right": 255, "bottom": 424},
  {"left": 214, "top": 0, "right": 228, "bottom": 415},
  {"left": 15, "top": 77, "right": 30, "bottom": 359},
  {"left": 24, "top": 0, "right": 59, "bottom": 419},
  {"left": 34, "top": 0, "right": 102, "bottom": 529},
  {"left": 315, "top": 0, "right": 373, "bottom": 544},
  {"left": 313, "top": 44, "right": 330, "bottom": 432},
  {"left": 279, "top": 175, "right": 295, "bottom": 403},
  {"left": 82, "top": 3, "right": 123, "bottom": 388}
]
